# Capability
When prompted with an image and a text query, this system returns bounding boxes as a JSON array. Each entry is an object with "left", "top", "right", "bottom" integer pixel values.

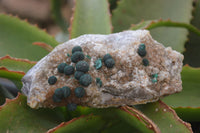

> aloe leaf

[
  {"left": 33, "top": 42, "right": 54, "bottom": 52},
  {"left": 0, "top": 55, "right": 36, "bottom": 73},
  {"left": 112, "top": 0, "right": 193, "bottom": 52},
  {"left": 136, "top": 101, "right": 193, "bottom": 133},
  {"left": 163, "top": 66, "right": 200, "bottom": 121},
  {"left": 48, "top": 108, "right": 157, "bottom": 133},
  {"left": 0, "top": 93, "right": 65, "bottom": 133},
  {"left": 0, "top": 14, "right": 58, "bottom": 61},
  {"left": 51, "top": 0, "right": 68, "bottom": 32},
  {"left": 130, "top": 19, "right": 200, "bottom": 36},
  {"left": 184, "top": 0, "right": 200, "bottom": 66},
  {"left": 0, "top": 67, "right": 24, "bottom": 89},
  {"left": 69, "top": 0, "right": 112, "bottom": 38}
]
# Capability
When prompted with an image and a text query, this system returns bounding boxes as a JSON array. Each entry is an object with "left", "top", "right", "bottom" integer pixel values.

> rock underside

[{"left": 21, "top": 30, "right": 183, "bottom": 109}]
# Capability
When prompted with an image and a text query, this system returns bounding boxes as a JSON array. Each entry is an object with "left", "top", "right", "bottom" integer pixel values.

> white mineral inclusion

[{"left": 21, "top": 30, "right": 184, "bottom": 109}]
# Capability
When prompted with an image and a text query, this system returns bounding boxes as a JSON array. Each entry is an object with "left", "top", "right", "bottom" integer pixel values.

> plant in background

[{"left": 0, "top": 0, "right": 200, "bottom": 132}]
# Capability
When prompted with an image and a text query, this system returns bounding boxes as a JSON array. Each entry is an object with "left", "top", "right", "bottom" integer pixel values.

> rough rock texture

[{"left": 21, "top": 30, "right": 183, "bottom": 109}]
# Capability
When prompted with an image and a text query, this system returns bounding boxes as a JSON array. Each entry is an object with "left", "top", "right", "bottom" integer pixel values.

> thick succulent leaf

[
  {"left": 51, "top": 0, "right": 68, "bottom": 32},
  {"left": 0, "top": 55, "right": 36, "bottom": 73},
  {"left": 0, "top": 93, "right": 65, "bottom": 133},
  {"left": 69, "top": 0, "right": 112, "bottom": 38},
  {"left": 0, "top": 67, "right": 24, "bottom": 89},
  {"left": 130, "top": 19, "right": 200, "bottom": 36},
  {"left": 135, "top": 101, "right": 193, "bottom": 133},
  {"left": 48, "top": 107, "right": 158, "bottom": 133},
  {"left": 112, "top": 0, "right": 193, "bottom": 52},
  {"left": 0, "top": 14, "right": 58, "bottom": 61},
  {"left": 163, "top": 66, "right": 200, "bottom": 121},
  {"left": 184, "top": 0, "right": 200, "bottom": 67}
]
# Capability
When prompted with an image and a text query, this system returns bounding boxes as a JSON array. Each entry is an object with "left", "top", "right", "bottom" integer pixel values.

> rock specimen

[{"left": 21, "top": 30, "right": 183, "bottom": 109}]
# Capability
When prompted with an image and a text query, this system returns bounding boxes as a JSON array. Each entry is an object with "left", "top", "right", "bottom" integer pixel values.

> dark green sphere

[
  {"left": 74, "top": 87, "right": 85, "bottom": 98},
  {"left": 72, "top": 46, "right": 82, "bottom": 54},
  {"left": 52, "top": 88, "right": 63, "bottom": 102},
  {"left": 48, "top": 76, "right": 57, "bottom": 85},
  {"left": 103, "top": 54, "right": 112, "bottom": 62},
  {"left": 79, "top": 74, "right": 92, "bottom": 86},
  {"left": 74, "top": 71, "right": 84, "bottom": 80},
  {"left": 105, "top": 58, "right": 115, "bottom": 68},
  {"left": 137, "top": 43, "right": 146, "bottom": 57},
  {"left": 62, "top": 86, "right": 71, "bottom": 98},
  {"left": 76, "top": 61, "right": 89, "bottom": 72},
  {"left": 71, "top": 51, "right": 85, "bottom": 63},
  {"left": 67, "top": 103, "right": 77, "bottom": 111},
  {"left": 57, "top": 63, "right": 67, "bottom": 73},
  {"left": 64, "top": 66, "right": 74, "bottom": 75},
  {"left": 142, "top": 58, "right": 149, "bottom": 66}
]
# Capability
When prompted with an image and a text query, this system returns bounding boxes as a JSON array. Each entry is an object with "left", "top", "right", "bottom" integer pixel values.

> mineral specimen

[{"left": 21, "top": 30, "right": 183, "bottom": 109}]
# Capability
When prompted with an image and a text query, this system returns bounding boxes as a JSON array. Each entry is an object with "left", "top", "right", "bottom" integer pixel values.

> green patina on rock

[
  {"left": 94, "top": 58, "right": 102, "bottom": 70},
  {"left": 152, "top": 73, "right": 158, "bottom": 83},
  {"left": 96, "top": 77, "right": 102, "bottom": 87}
]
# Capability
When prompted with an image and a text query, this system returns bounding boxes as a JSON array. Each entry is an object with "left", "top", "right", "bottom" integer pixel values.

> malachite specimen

[
  {"left": 57, "top": 63, "right": 68, "bottom": 73},
  {"left": 76, "top": 61, "right": 89, "bottom": 72},
  {"left": 96, "top": 78, "right": 102, "bottom": 87},
  {"left": 62, "top": 86, "right": 71, "bottom": 98},
  {"left": 74, "top": 87, "right": 85, "bottom": 98},
  {"left": 71, "top": 51, "right": 85, "bottom": 63},
  {"left": 94, "top": 58, "right": 102, "bottom": 70},
  {"left": 105, "top": 58, "right": 115, "bottom": 68},
  {"left": 79, "top": 74, "right": 92, "bottom": 86},
  {"left": 152, "top": 73, "right": 158, "bottom": 83},
  {"left": 48, "top": 76, "right": 57, "bottom": 85},
  {"left": 103, "top": 54, "right": 112, "bottom": 62},
  {"left": 85, "top": 55, "right": 91, "bottom": 59},
  {"left": 67, "top": 103, "right": 77, "bottom": 111},
  {"left": 142, "top": 58, "right": 149, "bottom": 66},
  {"left": 137, "top": 43, "right": 147, "bottom": 57},
  {"left": 52, "top": 88, "right": 63, "bottom": 102},
  {"left": 74, "top": 71, "right": 85, "bottom": 80},
  {"left": 72, "top": 46, "right": 82, "bottom": 54},
  {"left": 64, "top": 66, "right": 74, "bottom": 75}
]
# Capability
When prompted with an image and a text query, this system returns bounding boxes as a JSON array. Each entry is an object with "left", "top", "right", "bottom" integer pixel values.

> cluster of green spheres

[
  {"left": 53, "top": 86, "right": 71, "bottom": 102},
  {"left": 137, "top": 43, "right": 147, "bottom": 57},
  {"left": 103, "top": 54, "right": 115, "bottom": 68}
]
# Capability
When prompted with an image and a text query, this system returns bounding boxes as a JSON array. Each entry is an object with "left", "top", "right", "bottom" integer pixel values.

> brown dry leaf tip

[
  {"left": 121, "top": 106, "right": 160, "bottom": 133},
  {"left": 47, "top": 116, "right": 85, "bottom": 133},
  {"left": 22, "top": 30, "right": 183, "bottom": 109},
  {"left": 0, "top": 55, "right": 37, "bottom": 64},
  {"left": 158, "top": 100, "right": 193, "bottom": 132},
  {"left": 32, "top": 42, "right": 54, "bottom": 52}
]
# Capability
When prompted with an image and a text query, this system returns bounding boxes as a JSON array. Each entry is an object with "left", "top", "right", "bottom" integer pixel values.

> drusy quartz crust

[{"left": 22, "top": 30, "right": 183, "bottom": 109}]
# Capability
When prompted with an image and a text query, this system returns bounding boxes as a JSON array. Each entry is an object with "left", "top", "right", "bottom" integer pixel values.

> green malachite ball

[
  {"left": 94, "top": 58, "right": 102, "bottom": 70},
  {"left": 103, "top": 54, "right": 112, "bottom": 62},
  {"left": 71, "top": 51, "right": 85, "bottom": 63},
  {"left": 137, "top": 43, "right": 147, "bottom": 57},
  {"left": 48, "top": 76, "right": 57, "bottom": 85},
  {"left": 142, "top": 58, "right": 149, "bottom": 66},
  {"left": 74, "top": 71, "right": 84, "bottom": 80},
  {"left": 64, "top": 66, "right": 74, "bottom": 75},
  {"left": 74, "top": 87, "right": 85, "bottom": 98},
  {"left": 67, "top": 103, "right": 77, "bottom": 111},
  {"left": 76, "top": 61, "right": 89, "bottom": 72},
  {"left": 79, "top": 74, "right": 92, "bottom": 86},
  {"left": 57, "top": 63, "right": 67, "bottom": 73},
  {"left": 105, "top": 58, "right": 115, "bottom": 68},
  {"left": 62, "top": 86, "right": 71, "bottom": 98},
  {"left": 52, "top": 88, "right": 63, "bottom": 102},
  {"left": 72, "top": 46, "right": 82, "bottom": 54}
]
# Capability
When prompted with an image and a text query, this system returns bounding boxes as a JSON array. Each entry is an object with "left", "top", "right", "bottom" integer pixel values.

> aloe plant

[{"left": 0, "top": 0, "right": 200, "bottom": 132}]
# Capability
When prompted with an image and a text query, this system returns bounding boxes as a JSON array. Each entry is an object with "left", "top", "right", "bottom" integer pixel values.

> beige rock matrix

[{"left": 22, "top": 30, "right": 183, "bottom": 109}]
